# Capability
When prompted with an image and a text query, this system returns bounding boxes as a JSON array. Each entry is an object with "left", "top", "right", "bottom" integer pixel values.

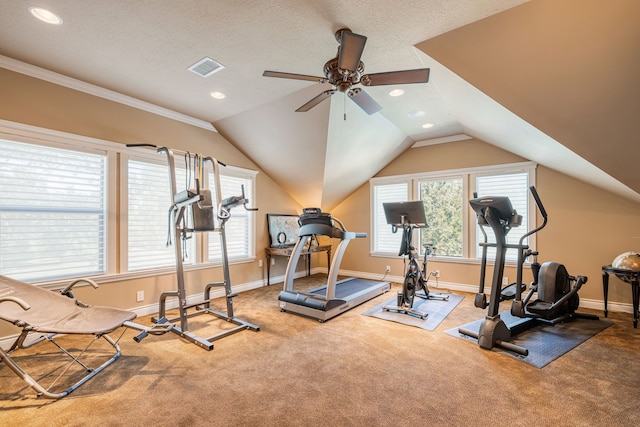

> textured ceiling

[{"left": 0, "top": 0, "right": 638, "bottom": 210}]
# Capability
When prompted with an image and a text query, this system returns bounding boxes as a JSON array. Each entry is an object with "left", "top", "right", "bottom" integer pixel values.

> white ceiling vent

[{"left": 188, "top": 57, "right": 225, "bottom": 77}]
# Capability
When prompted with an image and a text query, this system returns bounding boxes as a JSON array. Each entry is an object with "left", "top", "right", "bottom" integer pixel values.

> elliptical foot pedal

[{"left": 500, "top": 283, "right": 525, "bottom": 301}]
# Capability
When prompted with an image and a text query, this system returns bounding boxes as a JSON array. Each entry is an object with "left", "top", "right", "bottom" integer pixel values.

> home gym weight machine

[
  {"left": 458, "top": 186, "right": 597, "bottom": 356},
  {"left": 127, "top": 144, "right": 260, "bottom": 350},
  {"left": 279, "top": 208, "right": 391, "bottom": 322},
  {"left": 381, "top": 201, "right": 448, "bottom": 320}
]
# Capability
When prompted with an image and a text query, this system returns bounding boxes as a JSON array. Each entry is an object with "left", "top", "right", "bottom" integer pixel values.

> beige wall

[
  {"left": 333, "top": 139, "right": 640, "bottom": 307},
  {"left": 0, "top": 68, "right": 303, "bottom": 336},
  {"left": 2, "top": 66, "right": 640, "bottom": 339}
]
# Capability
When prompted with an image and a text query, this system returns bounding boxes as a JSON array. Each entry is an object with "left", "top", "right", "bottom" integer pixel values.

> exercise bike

[
  {"left": 382, "top": 201, "right": 448, "bottom": 320},
  {"left": 459, "top": 186, "right": 597, "bottom": 356}
]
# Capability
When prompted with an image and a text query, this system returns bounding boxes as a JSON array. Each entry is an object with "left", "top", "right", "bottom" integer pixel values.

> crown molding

[
  {"left": 0, "top": 55, "right": 217, "bottom": 132},
  {"left": 412, "top": 133, "right": 472, "bottom": 148}
]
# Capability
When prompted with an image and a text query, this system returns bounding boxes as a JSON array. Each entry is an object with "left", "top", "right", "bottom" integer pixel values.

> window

[
  {"left": 0, "top": 139, "right": 106, "bottom": 281},
  {"left": 0, "top": 122, "right": 257, "bottom": 283},
  {"left": 475, "top": 171, "right": 530, "bottom": 261},
  {"left": 418, "top": 177, "right": 463, "bottom": 257},
  {"left": 370, "top": 162, "right": 535, "bottom": 262},
  {"left": 371, "top": 181, "right": 409, "bottom": 254},
  {"left": 127, "top": 158, "right": 195, "bottom": 271},
  {"left": 207, "top": 170, "right": 256, "bottom": 262},
  {"left": 126, "top": 155, "right": 256, "bottom": 272}
]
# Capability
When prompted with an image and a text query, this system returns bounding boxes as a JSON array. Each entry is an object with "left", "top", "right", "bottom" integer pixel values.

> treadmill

[{"left": 278, "top": 208, "right": 391, "bottom": 322}]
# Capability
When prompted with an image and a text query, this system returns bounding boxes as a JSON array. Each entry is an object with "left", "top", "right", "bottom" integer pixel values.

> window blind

[
  {"left": 0, "top": 139, "right": 106, "bottom": 281},
  {"left": 208, "top": 174, "right": 252, "bottom": 261},
  {"left": 372, "top": 182, "right": 409, "bottom": 254},
  {"left": 475, "top": 172, "right": 529, "bottom": 261},
  {"left": 127, "top": 159, "right": 194, "bottom": 271}
]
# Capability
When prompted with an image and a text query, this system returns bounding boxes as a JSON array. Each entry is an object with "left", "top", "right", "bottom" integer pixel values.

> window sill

[{"left": 33, "top": 256, "right": 256, "bottom": 289}]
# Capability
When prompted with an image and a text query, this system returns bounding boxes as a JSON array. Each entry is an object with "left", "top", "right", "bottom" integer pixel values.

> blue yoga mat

[{"left": 362, "top": 292, "right": 464, "bottom": 331}]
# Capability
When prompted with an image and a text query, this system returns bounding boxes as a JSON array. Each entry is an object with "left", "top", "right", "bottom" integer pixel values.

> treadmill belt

[{"left": 309, "top": 278, "right": 380, "bottom": 300}]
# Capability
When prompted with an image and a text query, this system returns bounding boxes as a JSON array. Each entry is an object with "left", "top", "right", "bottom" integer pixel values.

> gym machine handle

[
  {"left": 125, "top": 143, "right": 227, "bottom": 167},
  {"left": 529, "top": 186, "right": 547, "bottom": 219}
]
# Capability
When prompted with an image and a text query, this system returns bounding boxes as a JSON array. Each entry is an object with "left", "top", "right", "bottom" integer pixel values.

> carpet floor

[{"left": 1, "top": 274, "right": 639, "bottom": 427}]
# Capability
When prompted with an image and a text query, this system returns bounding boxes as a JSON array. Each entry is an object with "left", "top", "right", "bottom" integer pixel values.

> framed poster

[{"left": 267, "top": 214, "right": 300, "bottom": 247}]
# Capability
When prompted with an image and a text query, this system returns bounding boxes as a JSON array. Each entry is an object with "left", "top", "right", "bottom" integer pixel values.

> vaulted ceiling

[{"left": 0, "top": 0, "right": 638, "bottom": 210}]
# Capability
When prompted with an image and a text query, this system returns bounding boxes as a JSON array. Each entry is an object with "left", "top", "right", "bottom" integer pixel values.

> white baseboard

[
  {"left": 339, "top": 268, "right": 629, "bottom": 315},
  {"left": 129, "top": 277, "right": 268, "bottom": 317},
  {"left": 1, "top": 269, "right": 631, "bottom": 350}
]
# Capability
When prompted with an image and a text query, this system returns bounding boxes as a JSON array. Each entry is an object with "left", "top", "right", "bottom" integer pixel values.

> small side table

[
  {"left": 602, "top": 265, "right": 640, "bottom": 328},
  {"left": 265, "top": 245, "right": 331, "bottom": 286}
]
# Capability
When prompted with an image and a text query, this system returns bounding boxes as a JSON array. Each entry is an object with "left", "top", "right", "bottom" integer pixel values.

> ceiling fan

[{"left": 263, "top": 28, "right": 430, "bottom": 115}]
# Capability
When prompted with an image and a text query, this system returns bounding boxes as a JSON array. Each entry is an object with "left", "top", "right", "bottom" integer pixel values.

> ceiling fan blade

[
  {"left": 296, "top": 89, "right": 335, "bottom": 112},
  {"left": 263, "top": 70, "right": 327, "bottom": 83},
  {"left": 337, "top": 31, "right": 367, "bottom": 72},
  {"left": 348, "top": 88, "right": 382, "bottom": 115},
  {"left": 361, "top": 68, "right": 430, "bottom": 86}
]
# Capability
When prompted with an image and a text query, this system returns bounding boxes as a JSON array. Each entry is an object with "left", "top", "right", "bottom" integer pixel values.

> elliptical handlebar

[
  {"left": 517, "top": 186, "right": 548, "bottom": 246},
  {"left": 529, "top": 186, "right": 547, "bottom": 220}
]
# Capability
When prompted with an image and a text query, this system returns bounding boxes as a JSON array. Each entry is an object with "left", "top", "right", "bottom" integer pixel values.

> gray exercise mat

[
  {"left": 362, "top": 292, "right": 463, "bottom": 331},
  {"left": 446, "top": 311, "right": 612, "bottom": 368}
]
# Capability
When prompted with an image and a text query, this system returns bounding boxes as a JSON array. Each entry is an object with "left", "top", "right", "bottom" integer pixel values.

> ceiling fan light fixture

[
  {"left": 262, "top": 28, "right": 430, "bottom": 115},
  {"left": 28, "top": 7, "right": 63, "bottom": 25}
]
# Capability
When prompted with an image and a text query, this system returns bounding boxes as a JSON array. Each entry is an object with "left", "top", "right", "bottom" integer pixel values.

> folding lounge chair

[{"left": 0, "top": 275, "right": 169, "bottom": 399}]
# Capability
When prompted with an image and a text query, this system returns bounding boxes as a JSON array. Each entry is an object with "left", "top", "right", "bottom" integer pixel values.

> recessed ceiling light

[
  {"left": 408, "top": 110, "right": 425, "bottom": 118},
  {"left": 28, "top": 7, "right": 63, "bottom": 25},
  {"left": 389, "top": 89, "right": 405, "bottom": 97},
  {"left": 422, "top": 123, "right": 434, "bottom": 129},
  {"left": 210, "top": 91, "right": 226, "bottom": 99}
]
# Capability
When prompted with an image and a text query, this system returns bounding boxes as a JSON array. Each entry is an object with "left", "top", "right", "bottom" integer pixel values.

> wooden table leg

[
  {"left": 266, "top": 253, "right": 271, "bottom": 286},
  {"left": 632, "top": 278, "right": 639, "bottom": 328},
  {"left": 602, "top": 271, "right": 609, "bottom": 318}
]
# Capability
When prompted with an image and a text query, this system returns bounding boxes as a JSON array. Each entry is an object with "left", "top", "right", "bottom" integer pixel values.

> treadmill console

[{"left": 299, "top": 208, "right": 333, "bottom": 227}]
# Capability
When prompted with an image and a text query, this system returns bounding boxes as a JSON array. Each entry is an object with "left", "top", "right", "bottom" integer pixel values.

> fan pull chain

[{"left": 344, "top": 92, "right": 347, "bottom": 121}]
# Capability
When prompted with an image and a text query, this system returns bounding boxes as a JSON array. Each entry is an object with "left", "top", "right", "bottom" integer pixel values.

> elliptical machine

[{"left": 458, "top": 186, "right": 597, "bottom": 356}]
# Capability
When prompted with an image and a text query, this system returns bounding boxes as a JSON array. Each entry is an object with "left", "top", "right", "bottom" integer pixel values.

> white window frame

[
  {"left": 204, "top": 165, "right": 258, "bottom": 265},
  {"left": 120, "top": 151, "right": 258, "bottom": 275},
  {"left": 470, "top": 164, "right": 537, "bottom": 262},
  {"left": 0, "top": 121, "right": 119, "bottom": 283},
  {"left": 370, "top": 162, "right": 536, "bottom": 264},
  {"left": 0, "top": 119, "right": 257, "bottom": 284}
]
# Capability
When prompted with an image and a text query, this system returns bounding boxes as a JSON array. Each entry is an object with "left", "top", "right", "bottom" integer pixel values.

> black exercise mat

[
  {"left": 362, "top": 292, "right": 463, "bottom": 331},
  {"left": 446, "top": 311, "right": 612, "bottom": 368}
]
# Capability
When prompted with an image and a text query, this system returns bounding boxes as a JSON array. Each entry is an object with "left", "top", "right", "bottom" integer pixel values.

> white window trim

[
  {"left": 0, "top": 119, "right": 258, "bottom": 283},
  {"left": 470, "top": 164, "right": 538, "bottom": 260},
  {"left": 370, "top": 161, "right": 537, "bottom": 264}
]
